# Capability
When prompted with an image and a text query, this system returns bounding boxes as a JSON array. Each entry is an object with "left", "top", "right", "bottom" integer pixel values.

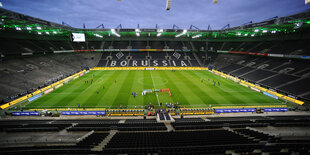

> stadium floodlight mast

[
  {"left": 157, "top": 29, "right": 163, "bottom": 37},
  {"left": 175, "top": 29, "right": 187, "bottom": 38},
  {"left": 111, "top": 29, "right": 121, "bottom": 37}
]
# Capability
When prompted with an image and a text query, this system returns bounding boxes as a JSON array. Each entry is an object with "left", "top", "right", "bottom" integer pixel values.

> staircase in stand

[{"left": 156, "top": 112, "right": 175, "bottom": 123}]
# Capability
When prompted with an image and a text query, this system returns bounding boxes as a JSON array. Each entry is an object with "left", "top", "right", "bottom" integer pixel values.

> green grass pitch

[{"left": 24, "top": 70, "right": 285, "bottom": 109}]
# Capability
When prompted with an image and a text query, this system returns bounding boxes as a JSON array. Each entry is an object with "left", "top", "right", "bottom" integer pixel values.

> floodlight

[
  {"left": 271, "top": 30, "right": 277, "bottom": 33},
  {"left": 15, "top": 27, "right": 21, "bottom": 31},
  {"left": 236, "top": 32, "right": 241, "bottom": 36},
  {"left": 251, "top": 34, "right": 255, "bottom": 37},
  {"left": 53, "top": 31, "right": 57, "bottom": 34},
  {"left": 254, "top": 29, "right": 259, "bottom": 32},
  {"left": 157, "top": 29, "right": 163, "bottom": 37},
  {"left": 36, "top": 26, "right": 42, "bottom": 30},
  {"left": 38, "top": 32, "right": 42, "bottom": 35},
  {"left": 262, "top": 30, "right": 267, "bottom": 33},
  {"left": 26, "top": 27, "right": 32, "bottom": 30},
  {"left": 94, "top": 33, "right": 103, "bottom": 38},
  {"left": 111, "top": 29, "right": 121, "bottom": 37},
  {"left": 135, "top": 29, "right": 141, "bottom": 37},
  {"left": 45, "top": 32, "right": 49, "bottom": 35},
  {"left": 244, "top": 34, "right": 248, "bottom": 36},
  {"left": 192, "top": 34, "right": 202, "bottom": 39},
  {"left": 175, "top": 29, "right": 187, "bottom": 38}
]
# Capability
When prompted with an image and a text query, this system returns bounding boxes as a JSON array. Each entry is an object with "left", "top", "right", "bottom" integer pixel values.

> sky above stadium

[{"left": 1, "top": 0, "right": 309, "bottom": 29}]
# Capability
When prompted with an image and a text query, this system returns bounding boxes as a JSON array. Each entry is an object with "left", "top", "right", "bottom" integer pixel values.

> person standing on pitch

[{"left": 97, "top": 90, "right": 99, "bottom": 94}]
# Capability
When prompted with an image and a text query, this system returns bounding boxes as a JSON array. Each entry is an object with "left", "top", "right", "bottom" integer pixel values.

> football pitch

[{"left": 24, "top": 70, "right": 285, "bottom": 109}]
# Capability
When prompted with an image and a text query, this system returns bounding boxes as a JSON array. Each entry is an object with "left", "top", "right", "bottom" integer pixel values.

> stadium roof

[{"left": 0, "top": 7, "right": 310, "bottom": 41}]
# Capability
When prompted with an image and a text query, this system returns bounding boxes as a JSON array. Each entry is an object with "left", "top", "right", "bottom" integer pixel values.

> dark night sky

[{"left": 1, "top": 0, "right": 309, "bottom": 29}]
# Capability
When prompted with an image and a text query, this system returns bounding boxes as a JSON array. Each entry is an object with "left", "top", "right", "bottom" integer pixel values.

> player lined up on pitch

[
  {"left": 201, "top": 79, "right": 220, "bottom": 86},
  {"left": 131, "top": 92, "right": 138, "bottom": 98},
  {"left": 84, "top": 79, "right": 94, "bottom": 84}
]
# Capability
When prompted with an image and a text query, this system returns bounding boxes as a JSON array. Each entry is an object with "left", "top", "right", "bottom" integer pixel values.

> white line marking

[{"left": 150, "top": 70, "right": 160, "bottom": 106}]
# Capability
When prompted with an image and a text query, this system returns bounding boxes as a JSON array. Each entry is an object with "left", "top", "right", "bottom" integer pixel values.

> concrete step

[{"left": 91, "top": 130, "right": 117, "bottom": 151}]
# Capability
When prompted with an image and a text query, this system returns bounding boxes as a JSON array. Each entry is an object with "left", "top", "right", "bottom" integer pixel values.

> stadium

[{"left": 0, "top": 0, "right": 310, "bottom": 154}]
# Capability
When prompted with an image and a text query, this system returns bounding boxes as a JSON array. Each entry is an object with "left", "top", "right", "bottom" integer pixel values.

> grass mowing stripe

[
  {"left": 127, "top": 71, "right": 144, "bottom": 108},
  {"left": 183, "top": 71, "right": 235, "bottom": 106},
  {"left": 175, "top": 71, "right": 221, "bottom": 107},
  {"left": 195, "top": 71, "right": 253, "bottom": 106},
  {"left": 196, "top": 70, "right": 281, "bottom": 106},
  {"left": 27, "top": 72, "right": 95, "bottom": 107},
  {"left": 160, "top": 71, "right": 191, "bottom": 107},
  {"left": 143, "top": 71, "right": 158, "bottom": 107},
  {"left": 110, "top": 71, "right": 131, "bottom": 108},
  {"left": 152, "top": 71, "right": 175, "bottom": 106},
  {"left": 51, "top": 71, "right": 105, "bottom": 107},
  {"left": 150, "top": 70, "right": 160, "bottom": 106},
  {"left": 188, "top": 70, "right": 245, "bottom": 105},
  {"left": 201, "top": 70, "right": 281, "bottom": 105},
  {"left": 67, "top": 71, "right": 112, "bottom": 107},
  {"left": 126, "top": 71, "right": 144, "bottom": 108},
  {"left": 84, "top": 71, "right": 120, "bottom": 107},
  {"left": 114, "top": 71, "right": 137, "bottom": 108}
]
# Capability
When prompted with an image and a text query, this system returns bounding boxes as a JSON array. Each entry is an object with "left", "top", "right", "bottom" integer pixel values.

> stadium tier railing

[{"left": 212, "top": 70, "right": 304, "bottom": 105}]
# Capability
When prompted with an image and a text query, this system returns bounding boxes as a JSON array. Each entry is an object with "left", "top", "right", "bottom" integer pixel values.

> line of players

[{"left": 201, "top": 78, "right": 220, "bottom": 86}]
